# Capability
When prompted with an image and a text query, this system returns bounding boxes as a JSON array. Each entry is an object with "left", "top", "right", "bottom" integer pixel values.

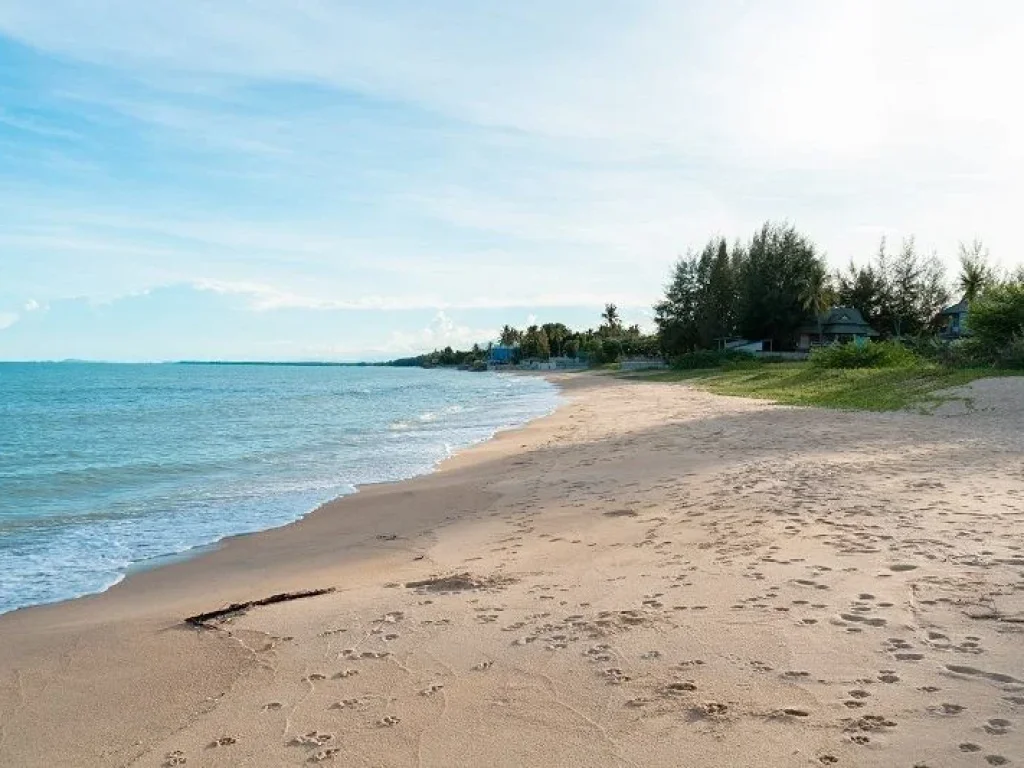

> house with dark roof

[
  {"left": 797, "top": 307, "right": 879, "bottom": 351},
  {"left": 939, "top": 297, "right": 970, "bottom": 339}
]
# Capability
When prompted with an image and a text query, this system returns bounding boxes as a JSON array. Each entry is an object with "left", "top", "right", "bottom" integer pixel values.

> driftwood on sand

[{"left": 184, "top": 588, "right": 336, "bottom": 628}]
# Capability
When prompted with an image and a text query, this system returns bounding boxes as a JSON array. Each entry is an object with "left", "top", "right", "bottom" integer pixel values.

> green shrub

[
  {"left": 671, "top": 349, "right": 756, "bottom": 370},
  {"left": 968, "top": 283, "right": 1024, "bottom": 349},
  {"left": 911, "top": 337, "right": 985, "bottom": 369},
  {"left": 601, "top": 337, "right": 623, "bottom": 362},
  {"left": 994, "top": 335, "right": 1024, "bottom": 369},
  {"left": 810, "top": 341, "right": 919, "bottom": 369}
]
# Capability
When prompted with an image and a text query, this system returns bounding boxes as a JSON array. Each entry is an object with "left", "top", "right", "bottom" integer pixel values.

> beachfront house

[
  {"left": 939, "top": 297, "right": 970, "bottom": 340},
  {"left": 797, "top": 307, "right": 879, "bottom": 351}
]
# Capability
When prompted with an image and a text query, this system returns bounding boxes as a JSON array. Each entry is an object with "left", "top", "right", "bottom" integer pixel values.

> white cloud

[
  {"left": 385, "top": 311, "right": 496, "bottom": 355},
  {"left": 191, "top": 279, "right": 654, "bottom": 312},
  {"left": 0, "top": 312, "right": 19, "bottom": 331},
  {"left": 2, "top": 0, "right": 1023, "bottom": 362}
]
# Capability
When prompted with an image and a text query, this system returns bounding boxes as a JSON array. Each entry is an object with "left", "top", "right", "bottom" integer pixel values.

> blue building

[{"left": 489, "top": 345, "right": 517, "bottom": 365}]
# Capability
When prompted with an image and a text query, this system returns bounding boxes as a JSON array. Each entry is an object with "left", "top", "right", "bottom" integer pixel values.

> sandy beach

[{"left": 2, "top": 373, "right": 1023, "bottom": 767}]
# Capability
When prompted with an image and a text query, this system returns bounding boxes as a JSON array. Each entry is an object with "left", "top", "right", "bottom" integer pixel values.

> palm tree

[
  {"left": 800, "top": 270, "right": 831, "bottom": 344},
  {"left": 957, "top": 239, "right": 993, "bottom": 302},
  {"left": 601, "top": 303, "right": 621, "bottom": 331},
  {"left": 498, "top": 325, "right": 522, "bottom": 346}
]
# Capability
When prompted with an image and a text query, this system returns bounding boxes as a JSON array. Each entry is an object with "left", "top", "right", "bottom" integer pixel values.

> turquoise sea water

[{"left": 0, "top": 363, "right": 558, "bottom": 615}]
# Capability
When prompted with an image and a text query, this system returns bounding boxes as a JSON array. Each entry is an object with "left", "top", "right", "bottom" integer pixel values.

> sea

[{"left": 0, "top": 363, "right": 559, "bottom": 615}]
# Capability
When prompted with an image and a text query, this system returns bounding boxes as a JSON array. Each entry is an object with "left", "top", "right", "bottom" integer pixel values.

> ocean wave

[{"left": 0, "top": 364, "right": 560, "bottom": 615}]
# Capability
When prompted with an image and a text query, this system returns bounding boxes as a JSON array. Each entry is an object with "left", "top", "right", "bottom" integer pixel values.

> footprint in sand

[
  {"left": 927, "top": 702, "right": 966, "bottom": 716},
  {"left": 378, "top": 715, "right": 401, "bottom": 727},
  {"left": 262, "top": 702, "right": 284, "bottom": 711},
  {"left": 333, "top": 669, "right": 358, "bottom": 679},
  {"left": 662, "top": 681, "right": 698, "bottom": 695},
  {"left": 772, "top": 708, "right": 810, "bottom": 718},
  {"left": 472, "top": 660, "right": 493, "bottom": 671},
  {"left": 959, "top": 743, "right": 982, "bottom": 752},
  {"left": 846, "top": 714, "right": 897, "bottom": 732},
  {"left": 603, "top": 668, "right": 632, "bottom": 684},
  {"left": 984, "top": 718, "right": 1012, "bottom": 735},
  {"left": 330, "top": 698, "right": 365, "bottom": 710},
  {"left": 208, "top": 736, "right": 237, "bottom": 748},
  {"left": 309, "top": 748, "right": 340, "bottom": 763},
  {"left": 420, "top": 683, "right": 445, "bottom": 696},
  {"left": 291, "top": 731, "right": 334, "bottom": 747},
  {"left": 163, "top": 751, "right": 187, "bottom": 766},
  {"left": 985, "top": 756, "right": 1009, "bottom": 766},
  {"left": 698, "top": 702, "right": 728, "bottom": 716}
]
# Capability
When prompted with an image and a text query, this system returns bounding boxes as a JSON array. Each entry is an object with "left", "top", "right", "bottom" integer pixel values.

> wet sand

[{"left": 1, "top": 373, "right": 1023, "bottom": 767}]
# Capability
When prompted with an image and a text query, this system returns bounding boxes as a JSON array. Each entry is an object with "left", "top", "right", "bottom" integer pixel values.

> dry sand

[{"left": 2, "top": 373, "right": 1023, "bottom": 767}]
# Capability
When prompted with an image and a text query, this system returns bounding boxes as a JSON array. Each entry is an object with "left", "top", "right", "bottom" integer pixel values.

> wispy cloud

[{"left": 1, "top": 1, "right": 1021, "bottom": 359}]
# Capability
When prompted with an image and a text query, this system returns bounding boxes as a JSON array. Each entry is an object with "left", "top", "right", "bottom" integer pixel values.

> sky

[{"left": 1, "top": 1, "right": 1021, "bottom": 361}]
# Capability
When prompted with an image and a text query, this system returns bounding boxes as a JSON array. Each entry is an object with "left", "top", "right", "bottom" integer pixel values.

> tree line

[
  {"left": 388, "top": 304, "right": 660, "bottom": 368},
  {"left": 390, "top": 220, "right": 1023, "bottom": 369},
  {"left": 654, "top": 220, "right": 1020, "bottom": 358}
]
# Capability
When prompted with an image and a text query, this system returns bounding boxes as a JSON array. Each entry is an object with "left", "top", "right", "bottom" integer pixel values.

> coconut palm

[
  {"left": 601, "top": 303, "right": 621, "bottom": 331},
  {"left": 957, "top": 239, "right": 994, "bottom": 302},
  {"left": 800, "top": 269, "right": 831, "bottom": 344}
]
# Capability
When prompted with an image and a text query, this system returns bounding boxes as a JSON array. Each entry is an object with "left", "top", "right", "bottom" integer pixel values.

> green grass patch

[{"left": 626, "top": 361, "right": 1017, "bottom": 412}]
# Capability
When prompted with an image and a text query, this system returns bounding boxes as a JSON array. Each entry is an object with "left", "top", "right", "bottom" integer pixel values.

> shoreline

[
  {"left": 3, "top": 373, "right": 1022, "bottom": 767},
  {"left": 0, "top": 371, "right": 562, "bottom": 620}
]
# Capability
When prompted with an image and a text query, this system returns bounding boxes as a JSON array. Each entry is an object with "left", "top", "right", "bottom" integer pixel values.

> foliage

[
  {"left": 881, "top": 237, "right": 950, "bottom": 338},
  {"left": 834, "top": 237, "right": 948, "bottom": 339},
  {"left": 391, "top": 305, "right": 660, "bottom": 369},
  {"left": 520, "top": 325, "right": 551, "bottom": 360},
  {"left": 994, "top": 335, "right": 1024, "bottom": 369},
  {"left": 654, "top": 254, "right": 702, "bottom": 355},
  {"left": 654, "top": 236, "right": 742, "bottom": 357},
  {"left": 671, "top": 349, "right": 756, "bottom": 370},
  {"left": 966, "top": 281, "right": 1024, "bottom": 349},
  {"left": 736, "top": 222, "right": 828, "bottom": 351},
  {"left": 957, "top": 239, "right": 995, "bottom": 302},
  {"left": 601, "top": 303, "right": 622, "bottom": 334},
  {"left": 600, "top": 337, "right": 623, "bottom": 362},
  {"left": 391, "top": 343, "right": 491, "bottom": 368},
  {"left": 810, "top": 341, "right": 919, "bottom": 370},
  {"left": 908, "top": 337, "right": 987, "bottom": 369},
  {"left": 835, "top": 258, "right": 887, "bottom": 331},
  {"left": 541, "top": 322, "right": 571, "bottom": 357},
  {"left": 636, "top": 361, "right": 1015, "bottom": 412},
  {"left": 498, "top": 325, "right": 522, "bottom": 346}
]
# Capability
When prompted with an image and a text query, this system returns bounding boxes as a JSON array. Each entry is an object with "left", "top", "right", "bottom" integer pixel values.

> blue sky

[{"left": 1, "top": 1, "right": 1021, "bottom": 361}]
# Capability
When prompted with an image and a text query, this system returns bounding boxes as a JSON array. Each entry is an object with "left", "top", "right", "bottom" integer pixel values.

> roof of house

[
  {"left": 799, "top": 306, "right": 879, "bottom": 336},
  {"left": 941, "top": 297, "right": 969, "bottom": 316}
]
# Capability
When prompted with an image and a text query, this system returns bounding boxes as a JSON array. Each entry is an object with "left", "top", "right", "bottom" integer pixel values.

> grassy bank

[{"left": 626, "top": 361, "right": 1015, "bottom": 411}]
